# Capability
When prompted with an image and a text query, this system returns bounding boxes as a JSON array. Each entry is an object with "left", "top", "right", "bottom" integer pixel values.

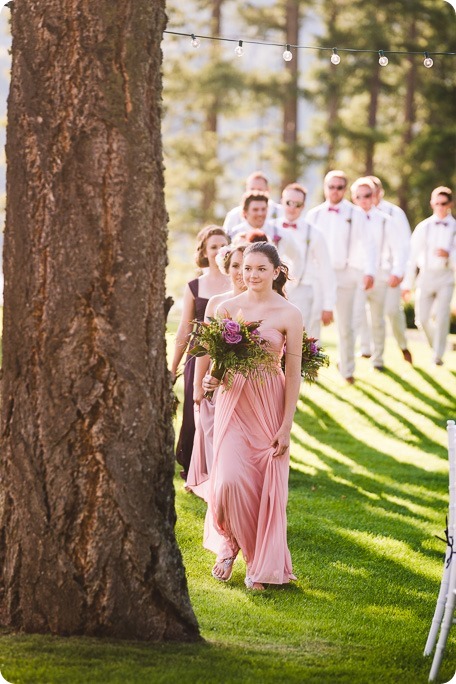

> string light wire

[{"left": 163, "top": 30, "right": 455, "bottom": 61}]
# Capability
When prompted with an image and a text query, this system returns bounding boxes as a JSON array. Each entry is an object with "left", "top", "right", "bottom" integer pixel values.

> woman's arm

[
  {"left": 170, "top": 284, "right": 196, "bottom": 381},
  {"left": 271, "top": 306, "right": 303, "bottom": 457},
  {"left": 193, "top": 293, "right": 226, "bottom": 403}
]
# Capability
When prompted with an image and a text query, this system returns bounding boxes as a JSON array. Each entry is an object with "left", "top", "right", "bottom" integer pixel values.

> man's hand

[
  {"left": 321, "top": 310, "right": 334, "bottom": 326},
  {"left": 363, "top": 275, "right": 374, "bottom": 291}
]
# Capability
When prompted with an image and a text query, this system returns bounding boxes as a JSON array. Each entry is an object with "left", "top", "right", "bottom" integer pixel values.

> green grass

[{"left": 1, "top": 328, "right": 456, "bottom": 682}]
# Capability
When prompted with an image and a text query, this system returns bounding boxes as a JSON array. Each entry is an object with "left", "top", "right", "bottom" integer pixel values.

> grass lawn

[{"left": 0, "top": 326, "right": 456, "bottom": 683}]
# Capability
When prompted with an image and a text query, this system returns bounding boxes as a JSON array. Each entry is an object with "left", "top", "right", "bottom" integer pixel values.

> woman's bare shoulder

[
  {"left": 206, "top": 290, "right": 234, "bottom": 317},
  {"left": 214, "top": 292, "right": 245, "bottom": 317}
]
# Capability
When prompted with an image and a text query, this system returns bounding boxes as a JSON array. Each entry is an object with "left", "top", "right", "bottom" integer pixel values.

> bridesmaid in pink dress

[
  {"left": 186, "top": 243, "right": 248, "bottom": 500},
  {"left": 202, "top": 242, "right": 303, "bottom": 590},
  {"left": 170, "top": 226, "right": 230, "bottom": 479}
]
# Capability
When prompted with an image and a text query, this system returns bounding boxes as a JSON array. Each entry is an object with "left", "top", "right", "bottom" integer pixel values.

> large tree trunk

[
  {"left": 0, "top": 0, "right": 199, "bottom": 641},
  {"left": 281, "top": 0, "right": 299, "bottom": 189},
  {"left": 397, "top": 19, "right": 417, "bottom": 216},
  {"left": 201, "top": 0, "right": 222, "bottom": 219},
  {"left": 365, "top": 62, "right": 380, "bottom": 175}
]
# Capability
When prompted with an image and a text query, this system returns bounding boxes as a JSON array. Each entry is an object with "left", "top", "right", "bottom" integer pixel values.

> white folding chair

[{"left": 425, "top": 420, "right": 456, "bottom": 682}]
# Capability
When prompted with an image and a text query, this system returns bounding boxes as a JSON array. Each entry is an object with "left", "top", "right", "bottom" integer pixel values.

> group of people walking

[{"left": 170, "top": 170, "right": 455, "bottom": 591}]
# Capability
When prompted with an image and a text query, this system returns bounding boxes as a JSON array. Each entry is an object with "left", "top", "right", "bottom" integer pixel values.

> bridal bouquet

[
  {"left": 282, "top": 330, "right": 330, "bottom": 384},
  {"left": 189, "top": 315, "right": 277, "bottom": 397}
]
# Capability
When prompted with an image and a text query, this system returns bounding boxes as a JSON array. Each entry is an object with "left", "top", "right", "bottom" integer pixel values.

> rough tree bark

[
  {"left": 281, "top": 0, "right": 299, "bottom": 189},
  {"left": 397, "top": 19, "right": 417, "bottom": 216},
  {"left": 365, "top": 62, "right": 380, "bottom": 176},
  {"left": 0, "top": 0, "right": 200, "bottom": 640},
  {"left": 201, "top": 0, "right": 222, "bottom": 220}
]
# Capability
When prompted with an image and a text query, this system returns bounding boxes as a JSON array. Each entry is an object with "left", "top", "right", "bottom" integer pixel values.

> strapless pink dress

[
  {"left": 186, "top": 392, "right": 217, "bottom": 501},
  {"left": 204, "top": 329, "right": 296, "bottom": 585}
]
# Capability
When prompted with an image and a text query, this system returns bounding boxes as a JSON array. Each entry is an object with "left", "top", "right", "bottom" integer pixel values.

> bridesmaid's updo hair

[
  {"left": 215, "top": 243, "right": 247, "bottom": 275},
  {"left": 243, "top": 241, "right": 290, "bottom": 298},
  {"left": 195, "top": 225, "right": 230, "bottom": 268}
]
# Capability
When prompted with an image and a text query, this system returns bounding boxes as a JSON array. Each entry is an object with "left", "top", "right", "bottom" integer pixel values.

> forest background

[
  {"left": 162, "top": 0, "right": 456, "bottom": 309},
  {"left": 0, "top": 2, "right": 454, "bottom": 308}
]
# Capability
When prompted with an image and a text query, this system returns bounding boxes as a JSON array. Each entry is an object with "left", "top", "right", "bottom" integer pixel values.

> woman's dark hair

[
  {"left": 243, "top": 241, "right": 289, "bottom": 298},
  {"left": 195, "top": 225, "right": 229, "bottom": 268}
]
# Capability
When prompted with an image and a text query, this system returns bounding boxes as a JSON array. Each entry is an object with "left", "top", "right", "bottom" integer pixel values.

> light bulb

[
  {"left": 283, "top": 44, "right": 293, "bottom": 62},
  {"left": 423, "top": 53, "right": 433, "bottom": 68},
  {"left": 330, "top": 49, "right": 340, "bottom": 65},
  {"left": 234, "top": 40, "right": 244, "bottom": 57},
  {"left": 191, "top": 34, "right": 200, "bottom": 49},
  {"left": 378, "top": 51, "right": 388, "bottom": 66}
]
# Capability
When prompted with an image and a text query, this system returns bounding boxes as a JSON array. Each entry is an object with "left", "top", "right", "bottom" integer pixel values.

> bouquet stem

[{"left": 204, "top": 363, "right": 226, "bottom": 399}]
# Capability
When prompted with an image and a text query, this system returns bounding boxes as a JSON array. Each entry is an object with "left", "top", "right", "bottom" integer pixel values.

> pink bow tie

[
  {"left": 436, "top": 221, "right": 448, "bottom": 226},
  {"left": 283, "top": 222, "right": 297, "bottom": 229},
  {"left": 328, "top": 206, "right": 339, "bottom": 213}
]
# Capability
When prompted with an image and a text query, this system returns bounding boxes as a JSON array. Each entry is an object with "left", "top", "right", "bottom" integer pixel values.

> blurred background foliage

[{"left": 162, "top": 0, "right": 456, "bottom": 302}]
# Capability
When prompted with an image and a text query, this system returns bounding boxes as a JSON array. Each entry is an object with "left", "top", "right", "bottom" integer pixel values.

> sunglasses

[
  {"left": 328, "top": 185, "right": 346, "bottom": 191},
  {"left": 285, "top": 199, "right": 304, "bottom": 208},
  {"left": 356, "top": 193, "right": 372, "bottom": 199},
  {"left": 434, "top": 201, "right": 450, "bottom": 206}
]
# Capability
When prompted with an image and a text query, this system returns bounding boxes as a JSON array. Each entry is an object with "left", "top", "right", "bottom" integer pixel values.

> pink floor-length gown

[
  {"left": 186, "top": 392, "right": 217, "bottom": 501},
  {"left": 204, "top": 329, "right": 296, "bottom": 585}
]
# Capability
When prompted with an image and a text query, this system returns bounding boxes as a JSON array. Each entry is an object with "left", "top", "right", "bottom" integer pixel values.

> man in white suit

[
  {"left": 223, "top": 171, "right": 282, "bottom": 236},
  {"left": 365, "top": 176, "right": 413, "bottom": 364},
  {"left": 272, "top": 183, "right": 335, "bottom": 340},
  {"left": 306, "top": 170, "right": 376, "bottom": 384},
  {"left": 351, "top": 177, "right": 408, "bottom": 371},
  {"left": 402, "top": 186, "right": 456, "bottom": 365}
]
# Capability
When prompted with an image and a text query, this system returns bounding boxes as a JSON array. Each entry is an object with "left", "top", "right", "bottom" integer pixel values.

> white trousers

[
  {"left": 288, "top": 283, "right": 323, "bottom": 340},
  {"left": 415, "top": 270, "right": 454, "bottom": 361},
  {"left": 355, "top": 280, "right": 388, "bottom": 367},
  {"left": 358, "top": 281, "right": 408, "bottom": 356},
  {"left": 335, "top": 267, "right": 364, "bottom": 378}
]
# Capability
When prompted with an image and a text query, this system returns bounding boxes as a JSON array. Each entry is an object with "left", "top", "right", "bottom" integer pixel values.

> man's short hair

[
  {"left": 246, "top": 171, "right": 269, "bottom": 187},
  {"left": 368, "top": 175, "right": 383, "bottom": 189},
  {"left": 350, "top": 177, "right": 376, "bottom": 195},
  {"left": 431, "top": 186, "right": 453, "bottom": 203},
  {"left": 324, "top": 170, "right": 348, "bottom": 186},
  {"left": 282, "top": 182, "right": 307, "bottom": 200},
  {"left": 242, "top": 191, "right": 269, "bottom": 213}
]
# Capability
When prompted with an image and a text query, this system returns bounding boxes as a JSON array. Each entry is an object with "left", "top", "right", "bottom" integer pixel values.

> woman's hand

[
  {"left": 271, "top": 425, "right": 291, "bottom": 458},
  {"left": 202, "top": 374, "right": 221, "bottom": 394},
  {"left": 193, "top": 384, "right": 205, "bottom": 406}
]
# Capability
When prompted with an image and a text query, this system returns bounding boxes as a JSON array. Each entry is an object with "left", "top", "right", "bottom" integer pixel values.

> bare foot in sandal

[
  {"left": 211, "top": 556, "right": 236, "bottom": 582},
  {"left": 245, "top": 575, "right": 265, "bottom": 591}
]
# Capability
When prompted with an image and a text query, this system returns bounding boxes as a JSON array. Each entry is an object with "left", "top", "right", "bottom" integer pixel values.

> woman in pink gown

[
  {"left": 186, "top": 243, "right": 248, "bottom": 500},
  {"left": 202, "top": 242, "right": 303, "bottom": 590}
]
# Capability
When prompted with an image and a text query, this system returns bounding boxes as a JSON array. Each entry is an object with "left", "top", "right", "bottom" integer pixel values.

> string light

[
  {"left": 330, "top": 48, "right": 340, "bottom": 65},
  {"left": 166, "top": 31, "right": 456, "bottom": 63},
  {"left": 378, "top": 50, "right": 389, "bottom": 66},
  {"left": 423, "top": 51, "right": 434, "bottom": 68},
  {"left": 283, "top": 44, "right": 293, "bottom": 62},
  {"left": 234, "top": 40, "right": 244, "bottom": 57}
]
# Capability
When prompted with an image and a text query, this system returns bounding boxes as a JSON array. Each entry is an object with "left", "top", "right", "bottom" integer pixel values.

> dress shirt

[
  {"left": 402, "top": 214, "right": 456, "bottom": 289},
  {"left": 306, "top": 199, "right": 376, "bottom": 275},
  {"left": 223, "top": 200, "right": 283, "bottom": 236},
  {"left": 378, "top": 199, "right": 411, "bottom": 260},
  {"left": 282, "top": 218, "right": 337, "bottom": 311},
  {"left": 365, "top": 207, "right": 407, "bottom": 278},
  {"left": 230, "top": 219, "right": 300, "bottom": 272}
]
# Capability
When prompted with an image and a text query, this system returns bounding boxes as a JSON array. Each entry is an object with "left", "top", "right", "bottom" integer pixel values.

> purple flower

[
  {"left": 222, "top": 319, "right": 242, "bottom": 344},
  {"left": 310, "top": 342, "right": 318, "bottom": 355}
]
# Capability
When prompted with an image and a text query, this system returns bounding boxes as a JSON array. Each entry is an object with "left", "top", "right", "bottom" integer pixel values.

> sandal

[
  {"left": 244, "top": 575, "right": 265, "bottom": 591},
  {"left": 211, "top": 556, "right": 236, "bottom": 582}
]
